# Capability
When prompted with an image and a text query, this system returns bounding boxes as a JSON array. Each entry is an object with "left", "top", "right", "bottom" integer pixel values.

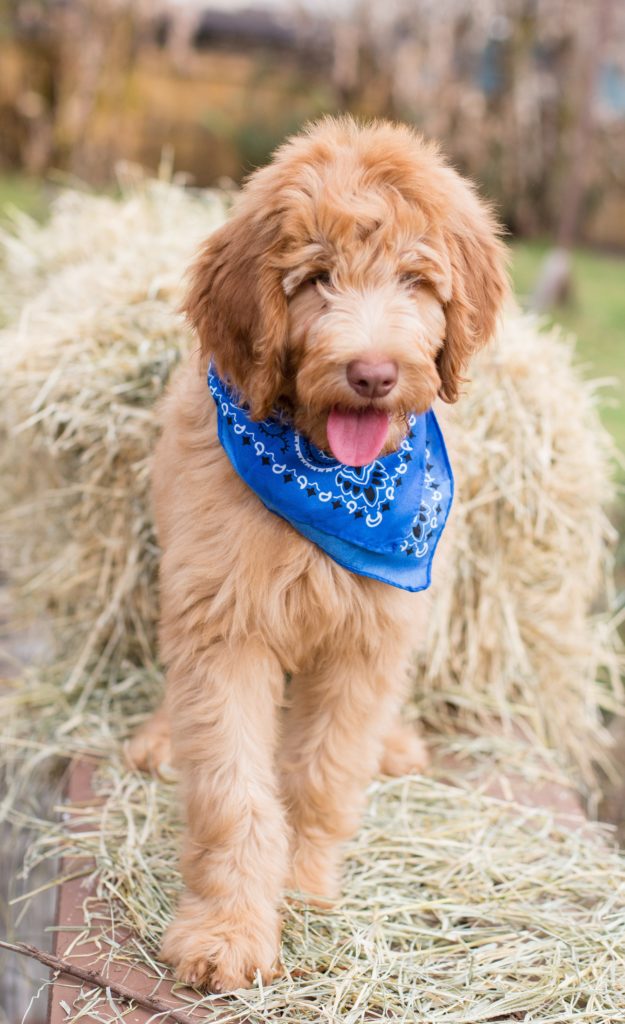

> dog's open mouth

[{"left": 326, "top": 406, "right": 391, "bottom": 467}]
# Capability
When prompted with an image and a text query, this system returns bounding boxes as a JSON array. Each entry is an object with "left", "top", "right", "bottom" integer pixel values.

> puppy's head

[{"left": 187, "top": 117, "right": 508, "bottom": 465}]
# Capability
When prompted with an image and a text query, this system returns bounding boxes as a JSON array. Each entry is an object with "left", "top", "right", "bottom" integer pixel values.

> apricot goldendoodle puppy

[{"left": 128, "top": 117, "right": 508, "bottom": 991}]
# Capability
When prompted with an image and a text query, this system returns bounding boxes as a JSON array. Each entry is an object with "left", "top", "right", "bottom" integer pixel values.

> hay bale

[
  {"left": 418, "top": 315, "right": 621, "bottom": 780},
  {"left": 0, "top": 179, "right": 620, "bottom": 779},
  {"left": 0, "top": 180, "right": 228, "bottom": 689}
]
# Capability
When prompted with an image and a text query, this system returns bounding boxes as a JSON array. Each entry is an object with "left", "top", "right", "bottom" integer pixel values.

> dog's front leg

[
  {"left": 281, "top": 638, "right": 411, "bottom": 903},
  {"left": 160, "top": 639, "right": 288, "bottom": 992}
]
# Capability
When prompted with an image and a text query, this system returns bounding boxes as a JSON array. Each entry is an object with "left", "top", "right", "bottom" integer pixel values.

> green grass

[
  {"left": 510, "top": 240, "right": 625, "bottom": 458},
  {"left": 0, "top": 173, "right": 50, "bottom": 222}
]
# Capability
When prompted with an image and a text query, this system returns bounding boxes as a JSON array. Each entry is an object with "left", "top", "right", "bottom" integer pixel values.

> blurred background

[
  {"left": 1, "top": 0, "right": 624, "bottom": 446},
  {"left": 0, "top": 0, "right": 624, "bottom": 1020}
]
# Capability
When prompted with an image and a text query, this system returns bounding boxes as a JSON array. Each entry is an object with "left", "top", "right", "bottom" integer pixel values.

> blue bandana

[{"left": 208, "top": 367, "right": 453, "bottom": 592}]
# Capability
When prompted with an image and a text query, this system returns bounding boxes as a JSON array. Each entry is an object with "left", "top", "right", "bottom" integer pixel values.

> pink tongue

[{"left": 327, "top": 407, "right": 391, "bottom": 466}]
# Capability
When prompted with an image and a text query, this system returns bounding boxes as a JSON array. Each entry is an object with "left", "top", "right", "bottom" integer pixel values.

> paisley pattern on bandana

[
  {"left": 336, "top": 463, "right": 390, "bottom": 507},
  {"left": 208, "top": 365, "right": 454, "bottom": 592}
]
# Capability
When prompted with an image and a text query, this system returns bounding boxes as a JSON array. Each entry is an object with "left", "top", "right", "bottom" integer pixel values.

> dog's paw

[
  {"left": 125, "top": 716, "right": 173, "bottom": 776},
  {"left": 380, "top": 721, "right": 430, "bottom": 777},
  {"left": 160, "top": 895, "right": 281, "bottom": 992}
]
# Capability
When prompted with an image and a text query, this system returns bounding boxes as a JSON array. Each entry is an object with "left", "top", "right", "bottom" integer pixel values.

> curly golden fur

[{"left": 127, "top": 117, "right": 508, "bottom": 991}]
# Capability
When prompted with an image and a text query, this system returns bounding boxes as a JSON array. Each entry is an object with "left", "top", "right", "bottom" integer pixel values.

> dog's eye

[
  {"left": 307, "top": 271, "right": 331, "bottom": 288},
  {"left": 400, "top": 272, "right": 424, "bottom": 289}
]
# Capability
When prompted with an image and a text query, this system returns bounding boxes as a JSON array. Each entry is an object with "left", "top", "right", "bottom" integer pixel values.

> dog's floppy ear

[
  {"left": 437, "top": 187, "right": 509, "bottom": 403},
  {"left": 185, "top": 209, "right": 288, "bottom": 419}
]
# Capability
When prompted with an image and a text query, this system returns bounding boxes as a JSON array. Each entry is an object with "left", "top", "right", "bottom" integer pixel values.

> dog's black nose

[{"left": 346, "top": 359, "right": 398, "bottom": 399}]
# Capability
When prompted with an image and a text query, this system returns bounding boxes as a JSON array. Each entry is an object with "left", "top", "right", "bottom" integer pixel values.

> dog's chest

[{"left": 238, "top": 506, "right": 419, "bottom": 669}]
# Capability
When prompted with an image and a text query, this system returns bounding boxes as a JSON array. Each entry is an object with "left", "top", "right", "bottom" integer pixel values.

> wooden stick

[{"left": 0, "top": 938, "right": 199, "bottom": 1024}]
